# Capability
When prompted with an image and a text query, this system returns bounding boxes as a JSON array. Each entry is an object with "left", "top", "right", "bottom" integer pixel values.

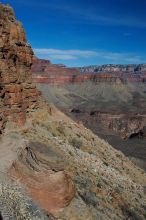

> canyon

[
  {"left": 0, "top": 3, "right": 146, "bottom": 220},
  {"left": 32, "top": 57, "right": 146, "bottom": 138},
  {"left": 33, "top": 58, "right": 146, "bottom": 171}
]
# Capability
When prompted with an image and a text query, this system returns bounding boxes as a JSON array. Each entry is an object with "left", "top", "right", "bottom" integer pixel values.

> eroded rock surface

[
  {"left": 0, "top": 3, "right": 38, "bottom": 132},
  {"left": 10, "top": 142, "right": 76, "bottom": 216}
]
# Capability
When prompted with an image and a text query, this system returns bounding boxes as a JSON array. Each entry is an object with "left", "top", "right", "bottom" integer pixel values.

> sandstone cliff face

[{"left": 0, "top": 4, "right": 38, "bottom": 132}]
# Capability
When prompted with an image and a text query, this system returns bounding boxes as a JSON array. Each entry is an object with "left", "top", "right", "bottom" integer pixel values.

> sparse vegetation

[
  {"left": 121, "top": 205, "right": 144, "bottom": 220},
  {"left": 0, "top": 180, "right": 48, "bottom": 220},
  {"left": 70, "top": 137, "right": 83, "bottom": 149},
  {"left": 79, "top": 191, "right": 98, "bottom": 208}
]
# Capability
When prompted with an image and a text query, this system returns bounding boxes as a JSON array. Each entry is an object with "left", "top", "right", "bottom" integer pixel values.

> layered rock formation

[
  {"left": 10, "top": 141, "right": 75, "bottom": 215},
  {"left": 0, "top": 3, "right": 38, "bottom": 132},
  {"left": 32, "top": 57, "right": 81, "bottom": 84},
  {"left": 79, "top": 64, "right": 146, "bottom": 73},
  {"left": 32, "top": 57, "right": 78, "bottom": 75},
  {"left": 32, "top": 58, "right": 146, "bottom": 85},
  {"left": 89, "top": 111, "right": 146, "bottom": 139}
]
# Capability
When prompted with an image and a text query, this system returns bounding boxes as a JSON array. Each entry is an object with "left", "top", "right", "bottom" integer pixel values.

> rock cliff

[{"left": 0, "top": 3, "right": 38, "bottom": 132}]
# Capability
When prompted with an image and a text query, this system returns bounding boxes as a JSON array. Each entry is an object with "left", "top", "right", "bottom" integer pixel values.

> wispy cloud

[
  {"left": 98, "top": 52, "right": 145, "bottom": 63},
  {"left": 34, "top": 48, "right": 146, "bottom": 63},
  {"left": 34, "top": 49, "right": 97, "bottom": 60},
  {"left": 42, "top": 3, "right": 146, "bottom": 28},
  {"left": 34, "top": 48, "right": 146, "bottom": 64},
  {"left": 48, "top": 54, "right": 77, "bottom": 60},
  {"left": 68, "top": 10, "right": 146, "bottom": 28},
  {"left": 16, "top": 1, "right": 146, "bottom": 28}
]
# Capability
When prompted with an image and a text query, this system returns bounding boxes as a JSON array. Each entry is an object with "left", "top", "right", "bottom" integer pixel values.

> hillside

[
  {"left": 0, "top": 3, "right": 146, "bottom": 220},
  {"left": 36, "top": 81, "right": 146, "bottom": 170}
]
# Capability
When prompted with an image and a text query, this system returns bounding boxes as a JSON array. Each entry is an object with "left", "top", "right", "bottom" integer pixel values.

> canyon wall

[
  {"left": 79, "top": 64, "right": 146, "bottom": 73},
  {"left": 32, "top": 58, "right": 146, "bottom": 85},
  {"left": 32, "top": 58, "right": 146, "bottom": 139},
  {"left": 89, "top": 111, "right": 146, "bottom": 139},
  {"left": 0, "top": 4, "right": 39, "bottom": 132}
]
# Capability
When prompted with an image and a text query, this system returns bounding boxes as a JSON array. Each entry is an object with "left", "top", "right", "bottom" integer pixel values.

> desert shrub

[
  {"left": 74, "top": 175, "right": 92, "bottom": 189},
  {"left": 79, "top": 191, "right": 98, "bottom": 208},
  {"left": 121, "top": 205, "right": 145, "bottom": 220},
  {"left": 70, "top": 137, "right": 83, "bottom": 149}
]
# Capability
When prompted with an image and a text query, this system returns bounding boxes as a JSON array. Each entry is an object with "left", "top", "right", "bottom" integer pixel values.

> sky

[{"left": 1, "top": 0, "right": 146, "bottom": 66}]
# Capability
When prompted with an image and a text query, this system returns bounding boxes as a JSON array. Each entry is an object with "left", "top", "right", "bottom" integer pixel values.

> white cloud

[
  {"left": 34, "top": 48, "right": 145, "bottom": 63},
  {"left": 34, "top": 49, "right": 98, "bottom": 60},
  {"left": 17, "top": 1, "right": 146, "bottom": 28},
  {"left": 49, "top": 54, "right": 77, "bottom": 60},
  {"left": 34, "top": 49, "right": 97, "bottom": 57}
]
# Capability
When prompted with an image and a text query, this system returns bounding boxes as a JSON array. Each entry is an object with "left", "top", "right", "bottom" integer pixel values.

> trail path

[{"left": 0, "top": 134, "right": 26, "bottom": 175}]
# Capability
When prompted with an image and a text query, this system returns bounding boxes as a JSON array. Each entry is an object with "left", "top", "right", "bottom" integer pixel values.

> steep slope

[
  {"left": 0, "top": 3, "right": 146, "bottom": 220},
  {"left": 6, "top": 106, "right": 146, "bottom": 219}
]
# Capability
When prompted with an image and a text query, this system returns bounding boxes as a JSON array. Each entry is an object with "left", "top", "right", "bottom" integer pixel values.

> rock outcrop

[
  {"left": 10, "top": 141, "right": 76, "bottom": 215},
  {"left": 0, "top": 3, "right": 38, "bottom": 132}
]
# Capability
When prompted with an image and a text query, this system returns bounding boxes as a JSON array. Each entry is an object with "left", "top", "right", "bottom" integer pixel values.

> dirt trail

[{"left": 0, "top": 134, "right": 26, "bottom": 174}]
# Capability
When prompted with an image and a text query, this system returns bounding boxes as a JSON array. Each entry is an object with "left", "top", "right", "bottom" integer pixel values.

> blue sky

[{"left": 2, "top": 0, "right": 146, "bottom": 66}]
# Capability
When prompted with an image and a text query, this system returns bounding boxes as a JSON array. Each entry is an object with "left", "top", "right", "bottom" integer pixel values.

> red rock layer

[
  {"left": 32, "top": 57, "right": 80, "bottom": 75},
  {"left": 32, "top": 58, "right": 146, "bottom": 85},
  {"left": 0, "top": 4, "right": 39, "bottom": 131},
  {"left": 10, "top": 142, "right": 76, "bottom": 215}
]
